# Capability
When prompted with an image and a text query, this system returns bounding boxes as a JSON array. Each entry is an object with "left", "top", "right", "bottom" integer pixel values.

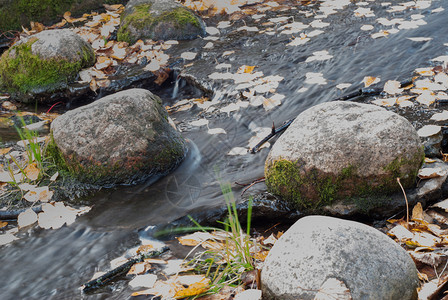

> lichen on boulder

[
  {"left": 0, "top": 29, "right": 95, "bottom": 102},
  {"left": 262, "top": 216, "right": 419, "bottom": 300},
  {"left": 265, "top": 101, "right": 424, "bottom": 212},
  {"left": 49, "top": 88, "right": 187, "bottom": 186},
  {"left": 117, "top": 0, "right": 206, "bottom": 44}
]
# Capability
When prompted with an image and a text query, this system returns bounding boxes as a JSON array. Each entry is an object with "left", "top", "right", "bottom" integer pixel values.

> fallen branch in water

[
  {"left": 82, "top": 246, "right": 169, "bottom": 293},
  {"left": 0, "top": 205, "right": 43, "bottom": 220},
  {"left": 249, "top": 78, "right": 414, "bottom": 153},
  {"left": 249, "top": 119, "right": 294, "bottom": 154},
  {"left": 235, "top": 177, "right": 265, "bottom": 196}
]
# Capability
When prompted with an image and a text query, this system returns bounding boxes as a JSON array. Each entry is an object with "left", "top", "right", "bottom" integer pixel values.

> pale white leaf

[
  {"left": 0, "top": 233, "right": 18, "bottom": 246},
  {"left": 50, "top": 172, "right": 59, "bottom": 182},
  {"left": 205, "top": 27, "right": 219, "bottom": 35},
  {"left": 417, "top": 125, "right": 441, "bottom": 137},
  {"left": 234, "top": 289, "right": 262, "bottom": 300},
  {"left": 310, "top": 20, "right": 330, "bottom": 28},
  {"left": 336, "top": 83, "right": 352, "bottom": 89},
  {"left": 228, "top": 147, "right": 247, "bottom": 156},
  {"left": 407, "top": 37, "right": 432, "bottom": 42},
  {"left": 431, "top": 111, "right": 448, "bottom": 121},
  {"left": 360, "top": 24, "right": 374, "bottom": 31},
  {"left": 418, "top": 167, "right": 447, "bottom": 179},
  {"left": 208, "top": 128, "right": 226, "bottom": 135},
  {"left": 18, "top": 208, "right": 38, "bottom": 229},
  {"left": 181, "top": 52, "right": 197, "bottom": 60},
  {"left": 383, "top": 80, "right": 403, "bottom": 95},
  {"left": 190, "top": 119, "right": 209, "bottom": 127},
  {"left": 129, "top": 274, "right": 157, "bottom": 289}
]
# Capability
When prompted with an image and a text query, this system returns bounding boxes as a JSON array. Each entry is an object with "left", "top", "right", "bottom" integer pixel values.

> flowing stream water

[{"left": 1, "top": 1, "right": 448, "bottom": 298}]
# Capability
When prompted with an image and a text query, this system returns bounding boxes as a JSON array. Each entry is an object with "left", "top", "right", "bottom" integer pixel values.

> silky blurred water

[{"left": 1, "top": 1, "right": 448, "bottom": 298}]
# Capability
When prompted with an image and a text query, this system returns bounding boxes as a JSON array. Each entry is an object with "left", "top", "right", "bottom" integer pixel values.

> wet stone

[
  {"left": 50, "top": 88, "right": 187, "bottom": 186},
  {"left": 261, "top": 216, "right": 419, "bottom": 300}
]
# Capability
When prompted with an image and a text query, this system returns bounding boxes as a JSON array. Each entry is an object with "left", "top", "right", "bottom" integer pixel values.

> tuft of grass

[
  {"left": 15, "top": 117, "right": 44, "bottom": 171},
  {"left": 181, "top": 182, "right": 257, "bottom": 296}
]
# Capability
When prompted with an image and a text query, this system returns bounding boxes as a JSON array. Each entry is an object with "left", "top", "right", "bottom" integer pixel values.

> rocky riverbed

[{"left": 1, "top": 0, "right": 448, "bottom": 299}]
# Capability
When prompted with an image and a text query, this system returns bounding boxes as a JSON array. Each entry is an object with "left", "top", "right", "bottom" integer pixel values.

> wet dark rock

[
  {"left": 265, "top": 101, "right": 424, "bottom": 213},
  {"left": 262, "top": 216, "right": 419, "bottom": 300},
  {"left": 50, "top": 88, "right": 187, "bottom": 186},
  {"left": 117, "top": 0, "right": 206, "bottom": 44},
  {"left": 152, "top": 193, "right": 302, "bottom": 237},
  {"left": 0, "top": 29, "right": 95, "bottom": 103}
]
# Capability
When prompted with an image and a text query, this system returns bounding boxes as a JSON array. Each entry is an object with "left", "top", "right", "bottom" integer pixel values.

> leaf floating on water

[
  {"left": 0, "top": 233, "right": 18, "bottom": 246},
  {"left": 336, "top": 83, "right": 352, "bottom": 90},
  {"left": 228, "top": 147, "right": 248, "bottom": 156},
  {"left": 314, "top": 278, "right": 352, "bottom": 300},
  {"left": 407, "top": 37, "right": 432, "bottom": 42},
  {"left": 362, "top": 76, "right": 380, "bottom": 87},
  {"left": 190, "top": 119, "right": 209, "bottom": 127},
  {"left": 305, "top": 72, "right": 327, "bottom": 85},
  {"left": 417, "top": 125, "right": 441, "bottom": 137},
  {"left": 237, "top": 65, "right": 256, "bottom": 74},
  {"left": 305, "top": 50, "right": 333, "bottom": 62},
  {"left": 0, "top": 221, "right": 7, "bottom": 229},
  {"left": 181, "top": 51, "right": 197, "bottom": 60},
  {"left": 360, "top": 24, "right": 374, "bottom": 31},
  {"left": 208, "top": 128, "right": 227, "bottom": 135},
  {"left": 18, "top": 208, "right": 38, "bottom": 229},
  {"left": 371, "top": 30, "right": 390, "bottom": 39},
  {"left": 287, "top": 35, "right": 310, "bottom": 46}
]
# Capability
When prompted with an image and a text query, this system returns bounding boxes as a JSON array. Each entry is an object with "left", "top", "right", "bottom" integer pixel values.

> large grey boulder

[
  {"left": 261, "top": 216, "right": 419, "bottom": 300},
  {"left": 50, "top": 88, "right": 187, "bottom": 185},
  {"left": 117, "top": 0, "right": 206, "bottom": 44},
  {"left": 0, "top": 29, "right": 95, "bottom": 103},
  {"left": 265, "top": 101, "right": 424, "bottom": 212}
]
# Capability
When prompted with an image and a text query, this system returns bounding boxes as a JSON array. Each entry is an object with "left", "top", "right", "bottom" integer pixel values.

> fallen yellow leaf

[
  {"left": 24, "top": 162, "right": 40, "bottom": 181},
  {"left": 0, "top": 221, "right": 7, "bottom": 228},
  {"left": 174, "top": 276, "right": 210, "bottom": 298},
  {"left": 237, "top": 65, "right": 256, "bottom": 74},
  {"left": 412, "top": 202, "right": 424, "bottom": 221},
  {"left": 0, "top": 148, "right": 11, "bottom": 155},
  {"left": 362, "top": 76, "right": 380, "bottom": 88}
]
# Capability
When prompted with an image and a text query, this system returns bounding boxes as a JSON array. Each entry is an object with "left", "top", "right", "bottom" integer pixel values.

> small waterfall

[{"left": 172, "top": 75, "right": 180, "bottom": 99}]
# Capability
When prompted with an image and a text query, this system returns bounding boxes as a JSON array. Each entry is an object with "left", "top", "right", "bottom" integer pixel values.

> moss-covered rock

[
  {"left": 0, "top": 0, "right": 125, "bottom": 33},
  {"left": 265, "top": 101, "right": 424, "bottom": 212},
  {"left": 49, "top": 88, "right": 187, "bottom": 186},
  {"left": 0, "top": 29, "right": 95, "bottom": 103},
  {"left": 117, "top": 0, "right": 206, "bottom": 44}
]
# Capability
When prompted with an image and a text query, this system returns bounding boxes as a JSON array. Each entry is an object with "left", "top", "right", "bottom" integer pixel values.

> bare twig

[{"left": 397, "top": 178, "right": 409, "bottom": 229}]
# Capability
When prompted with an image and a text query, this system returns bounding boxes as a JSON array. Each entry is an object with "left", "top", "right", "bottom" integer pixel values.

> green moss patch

[
  {"left": 46, "top": 131, "right": 186, "bottom": 186},
  {"left": 117, "top": 4, "right": 202, "bottom": 44},
  {"left": 265, "top": 151, "right": 424, "bottom": 211},
  {"left": 0, "top": 38, "right": 94, "bottom": 94}
]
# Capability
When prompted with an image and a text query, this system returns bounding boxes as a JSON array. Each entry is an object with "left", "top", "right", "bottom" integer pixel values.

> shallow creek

[{"left": 1, "top": 1, "right": 448, "bottom": 298}]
